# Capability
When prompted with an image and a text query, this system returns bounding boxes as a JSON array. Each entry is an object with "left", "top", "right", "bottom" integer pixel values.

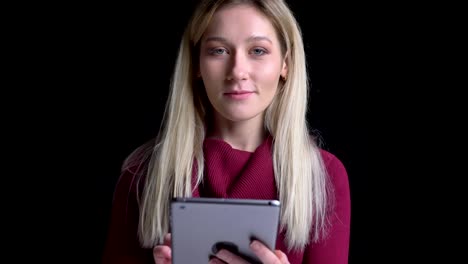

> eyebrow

[{"left": 204, "top": 35, "right": 273, "bottom": 44}]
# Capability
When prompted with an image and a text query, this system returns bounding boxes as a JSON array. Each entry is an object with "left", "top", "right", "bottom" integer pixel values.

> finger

[
  {"left": 154, "top": 256, "right": 171, "bottom": 264},
  {"left": 250, "top": 240, "right": 289, "bottom": 264},
  {"left": 274, "top": 250, "right": 289, "bottom": 263},
  {"left": 163, "top": 233, "right": 172, "bottom": 247},
  {"left": 208, "top": 257, "right": 226, "bottom": 264},
  {"left": 216, "top": 249, "right": 249, "bottom": 264},
  {"left": 153, "top": 245, "right": 172, "bottom": 263}
]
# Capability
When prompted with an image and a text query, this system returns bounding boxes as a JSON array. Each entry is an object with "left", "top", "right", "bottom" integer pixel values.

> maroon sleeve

[
  {"left": 303, "top": 150, "right": 351, "bottom": 264},
  {"left": 102, "top": 168, "right": 154, "bottom": 264}
]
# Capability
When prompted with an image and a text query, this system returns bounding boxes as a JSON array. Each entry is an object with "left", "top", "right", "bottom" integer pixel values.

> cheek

[
  {"left": 200, "top": 59, "right": 225, "bottom": 81},
  {"left": 255, "top": 63, "right": 281, "bottom": 85},
  {"left": 200, "top": 75, "right": 219, "bottom": 103}
]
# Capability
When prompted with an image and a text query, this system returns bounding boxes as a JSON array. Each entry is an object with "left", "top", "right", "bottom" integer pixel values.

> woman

[{"left": 103, "top": 0, "right": 350, "bottom": 263}]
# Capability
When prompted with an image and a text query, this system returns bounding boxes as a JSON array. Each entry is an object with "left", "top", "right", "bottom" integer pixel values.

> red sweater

[{"left": 103, "top": 137, "right": 350, "bottom": 263}]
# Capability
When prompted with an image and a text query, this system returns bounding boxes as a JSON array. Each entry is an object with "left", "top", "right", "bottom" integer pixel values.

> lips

[
  {"left": 224, "top": 90, "right": 254, "bottom": 99},
  {"left": 224, "top": 90, "right": 253, "bottom": 95}
]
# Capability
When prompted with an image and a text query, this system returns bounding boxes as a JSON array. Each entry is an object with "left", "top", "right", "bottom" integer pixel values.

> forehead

[{"left": 203, "top": 4, "right": 278, "bottom": 41}]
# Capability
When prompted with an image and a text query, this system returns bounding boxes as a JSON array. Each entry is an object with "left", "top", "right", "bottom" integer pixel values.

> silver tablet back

[{"left": 170, "top": 197, "right": 280, "bottom": 264}]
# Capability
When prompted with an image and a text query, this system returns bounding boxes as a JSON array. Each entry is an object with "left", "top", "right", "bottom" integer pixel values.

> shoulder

[
  {"left": 318, "top": 149, "right": 349, "bottom": 185},
  {"left": 319, "top": 149, "right": 346, "bottom": 172},
  {"left": 121, "top": 138, "right": 156, "bottom": 172},
  {"left": 114, "top": 138, "right": 155, "bottom": 197}
]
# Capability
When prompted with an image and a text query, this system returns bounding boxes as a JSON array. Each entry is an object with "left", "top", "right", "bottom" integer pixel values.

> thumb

[{"left": 163, "top": 233, "right": 172, "bottom": 247}]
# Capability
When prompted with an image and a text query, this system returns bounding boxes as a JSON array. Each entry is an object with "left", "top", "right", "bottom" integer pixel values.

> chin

[{"left": 221, "top": 111, "right": 264, "bottom": 123}]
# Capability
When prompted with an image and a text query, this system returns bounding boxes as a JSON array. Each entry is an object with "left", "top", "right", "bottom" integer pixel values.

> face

[{"left": 199, "top": 4, "right": 287, "bottom": 123}]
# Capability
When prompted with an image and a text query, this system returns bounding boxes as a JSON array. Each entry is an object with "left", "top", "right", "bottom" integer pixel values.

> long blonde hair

[{"left": 126, "top": 0, "right": 333, "bottom": 251}]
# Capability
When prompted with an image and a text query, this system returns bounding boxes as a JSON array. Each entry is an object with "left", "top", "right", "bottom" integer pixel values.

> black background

[{"left": 15, "top": 1, "right": 367, "bottom": 263}]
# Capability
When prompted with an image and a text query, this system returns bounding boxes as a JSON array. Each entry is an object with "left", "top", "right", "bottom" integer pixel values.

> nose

[{"left": 226, "top": 51, "right": 249, "bottom": 81}]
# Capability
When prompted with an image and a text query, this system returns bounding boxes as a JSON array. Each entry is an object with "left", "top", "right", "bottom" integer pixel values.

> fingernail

[{"left": 250, "top": 241, "right": 259, "bottom": 250}]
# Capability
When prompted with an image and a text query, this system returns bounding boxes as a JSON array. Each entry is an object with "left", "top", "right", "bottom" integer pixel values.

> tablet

[{"left": 170, "top": 197, "right": 281, "bottom": 264}]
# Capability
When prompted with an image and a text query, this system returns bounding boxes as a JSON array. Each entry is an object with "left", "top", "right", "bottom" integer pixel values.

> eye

[
  {"left": 209, "top": 48, "right": 228, "bottom": 55},
  {"left": 251, "top": 48, "right": 267, "bottom": 56}
]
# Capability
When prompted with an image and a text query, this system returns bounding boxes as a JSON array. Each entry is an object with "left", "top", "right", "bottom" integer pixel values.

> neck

[{"left": 208, "top": 113, "right": 267, "bottom": 152}]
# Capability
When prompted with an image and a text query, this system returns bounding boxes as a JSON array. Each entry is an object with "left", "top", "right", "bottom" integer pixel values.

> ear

[{"left": 280, "top": 57, "right": 288, "bottom": 80}]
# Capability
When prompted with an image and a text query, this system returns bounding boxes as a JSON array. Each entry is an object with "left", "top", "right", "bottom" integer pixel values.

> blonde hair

[{"left": 127, "top": 0, "right": 334, "bottom": 251}]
